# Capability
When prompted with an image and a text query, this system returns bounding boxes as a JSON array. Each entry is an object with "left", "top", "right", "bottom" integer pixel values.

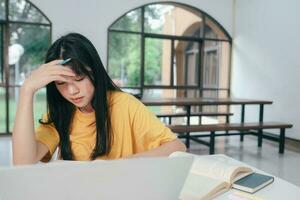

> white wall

[
  {"left": 30, "top": 0, "right": 300, "bottom": 139},
  {"left": 232, "top": 0, "right": 300, "bottom": 139},
  {"left": 30, "top": 0, "right": 233, "bottom": 65}
]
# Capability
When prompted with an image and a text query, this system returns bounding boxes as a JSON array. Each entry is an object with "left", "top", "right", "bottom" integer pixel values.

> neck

[{"left": 79, "top": 104, "right": 94, "bottom": 113}]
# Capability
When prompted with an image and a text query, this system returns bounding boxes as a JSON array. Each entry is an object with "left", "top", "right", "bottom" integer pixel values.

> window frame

[
  {"left": 107, "top": 2, "right": 232, "bottom": 98},
  {"left": 0, "top": 0, "right": 52, "bottom": 134}
]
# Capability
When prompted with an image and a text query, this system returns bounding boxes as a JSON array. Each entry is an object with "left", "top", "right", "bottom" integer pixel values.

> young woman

[{"left": 12, "top": 33, "right": 186, "bottom": 165}]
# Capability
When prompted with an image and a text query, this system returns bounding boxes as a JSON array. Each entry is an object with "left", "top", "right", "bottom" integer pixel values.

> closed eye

[
  {"left": 75, "top": 76, "right": 85, "bottom": 81},
  {"left": 56, "top": 81, "right": 65, "bottom": 85}
]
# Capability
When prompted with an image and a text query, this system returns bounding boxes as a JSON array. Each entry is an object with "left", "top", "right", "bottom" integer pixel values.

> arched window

[
  {"left": 0, "top": 0, "right": 51, "bottom": 134},
  {"left": 107, "top": 2, "right": 231, "bottom": 116},
  {"left": 107, "top": 2, "right": 231, "bottom": 98}
]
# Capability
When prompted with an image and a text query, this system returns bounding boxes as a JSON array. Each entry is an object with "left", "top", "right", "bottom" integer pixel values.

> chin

[
  {"left": 71, "top": 101, "right": 85, "bottom": 107},
  {"left": 77, "top": 103, "right": 88, "bottom": 108}
]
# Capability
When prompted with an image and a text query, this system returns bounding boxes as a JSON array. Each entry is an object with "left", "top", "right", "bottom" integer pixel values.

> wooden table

[{"left": 141, "top": 97, "right": 273, "bottom": 147}]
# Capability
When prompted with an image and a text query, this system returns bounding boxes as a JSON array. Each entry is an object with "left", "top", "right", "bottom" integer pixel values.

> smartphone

[{"left": 232, "top": 172, "right": 274, "bottom": 193}]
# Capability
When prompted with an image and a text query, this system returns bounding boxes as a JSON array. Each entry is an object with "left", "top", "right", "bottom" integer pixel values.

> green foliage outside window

[
  {"left": 108, "top": 6, "right": 164, "bottom": 87},
  {"left": 0, "top": 0, "right": 51, "bottom": 134}
]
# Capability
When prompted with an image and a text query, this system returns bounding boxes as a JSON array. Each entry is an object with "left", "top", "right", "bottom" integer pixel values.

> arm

[
  {"left": 12, "top": 87, "right": 49, "bottom": 165},
  {"left": 12, "top": 60, "right": 75, "bottom": 165},
  {"left": 130, "top": 139, "right": 186, "bottom": 158}
]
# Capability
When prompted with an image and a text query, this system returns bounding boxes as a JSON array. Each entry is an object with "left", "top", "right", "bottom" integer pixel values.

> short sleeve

[
  {"left": 128, "top": 95, "right": 177, "bottom": 152},
  {"left": 35, "top": 114, "right": 60, "bottom": 162}
]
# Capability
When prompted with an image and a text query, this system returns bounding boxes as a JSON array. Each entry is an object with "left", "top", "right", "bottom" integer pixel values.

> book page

[
  {"left": 180, "top": 173, "right": 228, "bottom": 200},
  {"left": 170, "top": 152, "right": 252, "bottom": 184}
]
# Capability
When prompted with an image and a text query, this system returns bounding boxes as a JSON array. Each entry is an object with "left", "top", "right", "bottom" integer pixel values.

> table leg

[
  {"left": 258, "top": 104, "right": 264, "bottom": 147},
  {"left": 240, "top": 104, "right": 245, "bottom": 141},
  {"left": 259, "top": 104, "right": 264, "bottom": 122},
  {"left": 185, "top": 105, "right": 191, "bottom": 148},
  {"left": 225, "top": 110, "right": 230, "bottom": 135},
  {"left": 279, "top": 128, "right": 285, "bottom": 154},
  {"left": 258, "top": 129, "right": 263, "bottom": 147},
  {"left": 210, "top": 131, "right": 215, "bottom": 154}
]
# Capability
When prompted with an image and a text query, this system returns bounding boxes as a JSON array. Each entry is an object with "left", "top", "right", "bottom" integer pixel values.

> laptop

[{"left": 0, "top": 156, "right": 193, "bottom": 200}]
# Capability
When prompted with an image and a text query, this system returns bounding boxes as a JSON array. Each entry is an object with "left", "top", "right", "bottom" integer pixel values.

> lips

[{"left": 70, "top": 97, "right": 84, "bottom": 104}]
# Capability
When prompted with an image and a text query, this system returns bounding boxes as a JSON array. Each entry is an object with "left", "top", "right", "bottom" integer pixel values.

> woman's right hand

[{"left": 22, "top": 60, "right": 76, "bottom": 94}]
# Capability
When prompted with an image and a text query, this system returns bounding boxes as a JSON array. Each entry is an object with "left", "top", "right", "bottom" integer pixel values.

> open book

[{"left": 170, "top": 152, "right": 253, "bottom": 200}]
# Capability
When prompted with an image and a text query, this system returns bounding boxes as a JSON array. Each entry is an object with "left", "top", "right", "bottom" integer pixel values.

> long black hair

[{"left": 40, "top": 33, "right": 119, "bottom": 160}]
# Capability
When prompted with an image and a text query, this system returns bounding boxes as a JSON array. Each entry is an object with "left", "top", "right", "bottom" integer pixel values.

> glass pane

[
  {"left": 108, "top": 32, "right": 141, "bottom": 87},
  {"left": 204, "top": 17, "right": 229, "bottom": 40},
  {"left": 143, "top": 88, "right": 200, "bottom": 125},
  {"left": 0, "top": 25, "right": 3, "bottom": 83},
  {"left": 202, "top": 90, "right": 219, "bottom": 113},
  {"left": 216, "top": 90, "right": 229, "bottom": 123},
  {"left": 9, "top": 87, "right": 47, "bottom": 132},
  {"left": 0, "top": 0, "right": 5, "bottom": 20},
  {"left": 145, "top": 38, "right": 170, "bottom": 86},
  {"left": 9, "top": 0, "right": 49, "bottom": 23},
  {"left": 144, "top": 3, "right": 203, "bottom": 37},
  {"left": 9, "top": 24, "right": 50, "bottom": 84},
  {"left": 218, "top": 89, "right": 229, "bottom": 98},
  {"left": 174, "top": 40, "right": 200, "bottom": 86},
  {"left": 218, "top": 42, "right": 231, "bottom": 89},
  {"left": 202, "top": 90, "right": 218, "bottom": 99},
  {"left": 110, "top": 9, "right": 141, "bottom": 32},
  {"left": 8, "top": 87, "right": 16, "bottom": 132},
  {"left": 144, "top": 88, "right": 201, "bottom": 98},
  {"left": 203, "top": 41, "right": 230, "bottom": 89},
  {"left": 0, "top": 87, "right": 6, "bottom": 133},
  {"left": 122, "top": 88, "right": 141, "bottom": 98},
  {"left": 143, "top": 89, "right": 177, "bottom": 116},
  {"left": 203, "top": 47, "right": 218, "bottom": 88},
  {"left": 185, "top": 41, "right": 200, "bottom": 86}
]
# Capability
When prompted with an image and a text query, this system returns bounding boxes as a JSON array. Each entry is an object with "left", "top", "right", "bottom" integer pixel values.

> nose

[{"left": 67, "top": 83, "right": 79, "bottom": 95}]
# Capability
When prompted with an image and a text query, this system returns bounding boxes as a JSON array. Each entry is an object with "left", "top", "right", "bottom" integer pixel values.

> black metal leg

[
  {"left": 279, "top": 128, "right": 285, "bottom": 154},
  {"left": 169, "top": 117, "right": 172, "bottom": 125},
  {"left": 240, "top": 104, "right": 245, "bottom": 141},
  {"left": 225, "top": 115, "right": 229, "bottom": 134},
  {"left": 257, "top": 104, "right": 264, "bottom": 147},
  {"left": 240, "top": 134, "right": 244, "bottom": 141},
  {"left": 185, "top": 133, "right": 190, "bottom": 148},
  {"left": 185, "top": 105, "right": 191, "bottom": 148},
  {"left": 258, "top": 129, "right": 263, "bottom": 147},
  {"left": 210, "top": 131, "right": 215, "bottom": 154},
  {"left": 259, "top": 104, "right": 264, "bottom": 122}
]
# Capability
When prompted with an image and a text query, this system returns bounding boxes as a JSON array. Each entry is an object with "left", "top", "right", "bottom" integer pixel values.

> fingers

[
  {"left": 35, "top": 60, "right": 77, "bottom": 83},
  {"left": 49, "top": 69, "right": 76, "bottom": 77},
  {"left": 48, "top": 75, "right": 70, "bottom": 83},
  {"left": 46, "top": 59, "right": 72, "bottom": 68},
  {"left": 43, "top": 63, "right": 76, "bottom": 77}
]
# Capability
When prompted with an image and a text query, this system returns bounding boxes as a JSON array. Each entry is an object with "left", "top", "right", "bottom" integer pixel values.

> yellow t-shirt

[{"left": 35, "top": 91, "right": 177, "bottom": 161}]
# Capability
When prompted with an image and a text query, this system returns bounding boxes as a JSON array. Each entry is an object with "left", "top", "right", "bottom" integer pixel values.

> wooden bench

[
  {"left": 157, "top": 112, "right": 233, "bottom": 124},
  {"left": 168, "top": 122, "right": 293, "bottom": 154}
]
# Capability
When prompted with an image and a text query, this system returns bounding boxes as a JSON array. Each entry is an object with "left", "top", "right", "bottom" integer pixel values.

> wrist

[{"left": 20, "top": 82, "right": 35, "bottom": 96}]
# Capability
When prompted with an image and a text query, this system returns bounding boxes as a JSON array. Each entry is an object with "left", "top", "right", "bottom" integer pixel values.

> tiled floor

[{"left": 1, "top": 135, "right": 300, "bottom": 187}]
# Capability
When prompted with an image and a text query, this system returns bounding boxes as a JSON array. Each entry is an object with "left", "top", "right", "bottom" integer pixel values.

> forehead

[{"left": 64, "top": 63, "right": 92, "bottom": 75}]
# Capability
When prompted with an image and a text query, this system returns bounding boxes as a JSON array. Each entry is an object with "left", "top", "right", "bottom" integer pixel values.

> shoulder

[
  {"left": 108, "top": 91, "right": 146, "bottom": 119},
  {"left": 109, "top": 91, "right": 140, "bottom": 106}
]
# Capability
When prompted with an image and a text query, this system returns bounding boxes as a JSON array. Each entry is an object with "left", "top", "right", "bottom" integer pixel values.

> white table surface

[
  {"left": 218, "top": 177, "right": 300, "bottom": 200},
  {"left": 216, "top": 156, "right": 300, "bottom": 200}
]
